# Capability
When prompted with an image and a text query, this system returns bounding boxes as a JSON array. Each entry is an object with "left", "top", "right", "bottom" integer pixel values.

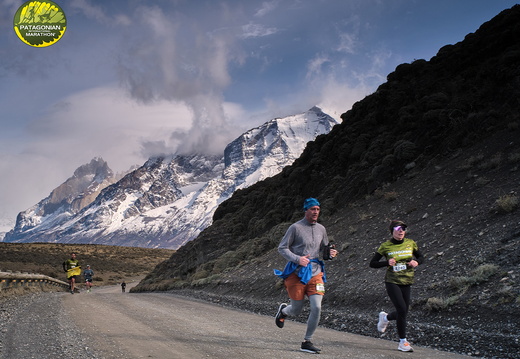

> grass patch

[
  {"left": 383, "top": 191, "right": 398, "bottom": 202},
  {"left": 192, "top": 274, "right": 221, "bottom": 287},
  {"left": 449, "top": 264, "right": 500, "bottom": 291},
  {"left": 425, "top": 295, "right": 461, "bottom": 311},
  {"left": 458, "top": 153, "right": 484, "bottom": 171},
  {"left": 493, "top": 194, "right": 519, "bottom": 213},
  {"left": 478, "top": 153, "right": 502, "bottom": 170}
]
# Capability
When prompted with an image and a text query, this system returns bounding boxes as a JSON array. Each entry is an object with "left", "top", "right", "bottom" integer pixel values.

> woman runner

[{"left": 369, "top": 220, "right": 424, "bottom": 352}]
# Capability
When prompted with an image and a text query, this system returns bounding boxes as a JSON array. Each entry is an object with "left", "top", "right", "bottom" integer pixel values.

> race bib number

[
  {"left": 393, "top": 264, "right": 407, "bottom": 272},
  {"left": 316, "top": 283, "right": 325, "bottom": 293}
]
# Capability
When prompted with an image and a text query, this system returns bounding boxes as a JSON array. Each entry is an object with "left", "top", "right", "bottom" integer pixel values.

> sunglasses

[{"left": 393, "top": 225, "right": 407, "bottom": 231}]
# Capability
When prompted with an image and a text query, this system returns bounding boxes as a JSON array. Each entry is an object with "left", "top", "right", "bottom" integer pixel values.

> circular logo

[{"left": 13, "top": 1, "right": 67, "bottom": 47}]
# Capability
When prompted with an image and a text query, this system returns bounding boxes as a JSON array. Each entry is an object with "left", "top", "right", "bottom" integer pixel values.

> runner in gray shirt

[{"left": 274, "top": 197, "right": 337, "bottom": 354}]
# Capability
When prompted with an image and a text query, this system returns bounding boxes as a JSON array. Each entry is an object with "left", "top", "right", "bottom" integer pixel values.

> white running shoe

[
  {"left": 377, "top": 311, "right": 389, "bottom": 333},
  {"left": 398, "top": 341, "right": 414, "bottom": 352}
]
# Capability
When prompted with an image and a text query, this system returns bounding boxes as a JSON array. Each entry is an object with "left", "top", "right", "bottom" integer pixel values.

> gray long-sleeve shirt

[{"left": 278, "top": 218, "right": 329, "bottom": 276}]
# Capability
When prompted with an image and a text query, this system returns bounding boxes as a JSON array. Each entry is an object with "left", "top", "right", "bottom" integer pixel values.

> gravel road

[{"left": 0, "top": 283, "right": 472, "bottom": 359}]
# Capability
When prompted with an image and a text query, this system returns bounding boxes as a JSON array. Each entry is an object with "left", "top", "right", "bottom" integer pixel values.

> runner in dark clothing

[
  {"left": 369, "top": 220, "right": 424, "bottom": 352},
  {"left": 83, "top": 265, "right": 94, "bottom": 292}
]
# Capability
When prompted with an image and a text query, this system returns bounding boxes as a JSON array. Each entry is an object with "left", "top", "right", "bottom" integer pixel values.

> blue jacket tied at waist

[{"left": 273, "top": 258, "right": 327, "bottom": 284}]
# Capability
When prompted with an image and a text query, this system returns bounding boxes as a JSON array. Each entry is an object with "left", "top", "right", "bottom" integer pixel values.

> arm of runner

[{"left": 369, "top": 252, "right": 390, "bottom": 268}]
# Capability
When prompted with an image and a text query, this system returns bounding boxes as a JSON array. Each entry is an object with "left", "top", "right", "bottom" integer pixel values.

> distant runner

[
  {"left": 83, "top": 265, "right": 94, "bottom": 292},
  {"left": 63, "top": 253, "right": 80, "bottom": 294}
]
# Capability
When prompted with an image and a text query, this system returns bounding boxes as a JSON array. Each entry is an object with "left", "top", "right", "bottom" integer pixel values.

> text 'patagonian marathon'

[{"left": 19, "top": 25, "right": 62, "bottom": 31}]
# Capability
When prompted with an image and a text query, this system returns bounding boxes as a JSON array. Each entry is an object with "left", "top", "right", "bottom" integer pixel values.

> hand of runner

[
  {"left": 299, "top": 255, "right": 310, "bottom": 266},
  {"left": 408, "top": 260, "right": 419, "bottom": 268}
]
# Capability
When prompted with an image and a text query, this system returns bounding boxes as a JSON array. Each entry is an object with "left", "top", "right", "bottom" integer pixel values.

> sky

[{"left": 0, "top": 0, "right": 518, "bottom": 229}]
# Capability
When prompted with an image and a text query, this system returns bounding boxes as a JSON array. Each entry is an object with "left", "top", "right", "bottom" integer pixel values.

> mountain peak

[
  {"left": 73, "top": 157, "right": 112, "bottom": 181},
  {"left": 4, "top": 110, "right": 337, "bottom": 248},
  {"left": 4, "top": 159, "right": 119, "bottom": 239}
]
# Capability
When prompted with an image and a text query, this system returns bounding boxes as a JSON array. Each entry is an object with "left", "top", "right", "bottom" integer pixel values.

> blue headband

[{"left": 303, "top": 197, "right": 320, "bottom": 211}]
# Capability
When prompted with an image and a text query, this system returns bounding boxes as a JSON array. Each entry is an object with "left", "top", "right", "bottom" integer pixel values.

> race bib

[
  {"left": 393, "top": 264, "right": 407, "bottom": 272},
  {"left": 316, "top": 283, "right": 325, "bottom": 293}
]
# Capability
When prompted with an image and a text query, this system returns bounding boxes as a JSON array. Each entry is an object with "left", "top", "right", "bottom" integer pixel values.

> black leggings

[{"left": 385, "top": 282, "right": 411, "bottom": 339}]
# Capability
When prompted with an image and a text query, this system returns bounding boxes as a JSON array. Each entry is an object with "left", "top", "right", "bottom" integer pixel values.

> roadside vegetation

[{"left": 0, "top": 242, "right": 174, "bottom": 287}]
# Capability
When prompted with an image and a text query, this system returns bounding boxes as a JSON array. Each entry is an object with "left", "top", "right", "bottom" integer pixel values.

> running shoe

[
  {"left": 398, "top": 341, "right": 414, "bottom": 352},
  {"left": 275, "top": 303, "right": 287, "bottom": 328},
  {"left": 377, "top": 311, "right": 389, "bottom": 333},
  {"left": 300, "top": 341, "right": 321, "bottom": 354}
]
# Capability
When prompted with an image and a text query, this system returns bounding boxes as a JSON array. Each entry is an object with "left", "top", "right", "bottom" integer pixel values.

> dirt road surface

[
  {"left": 63, "top": 285, "right": 469, "bottom": 359},
  {"left": 58, "top": 281, "right": 471, "bottom": 359}
]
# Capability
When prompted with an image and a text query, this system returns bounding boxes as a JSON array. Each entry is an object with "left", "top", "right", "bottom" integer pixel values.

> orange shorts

[{"left": 284, "top": 272, "right": 325, "bottom": 300}]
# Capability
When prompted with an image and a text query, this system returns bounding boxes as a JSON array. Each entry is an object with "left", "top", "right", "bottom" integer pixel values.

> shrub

[
  {"left": 393, "top": 140, "right": 417, "bottom": 161},
  {"left": 494, "top": 194, "right": 518, "bottom": 213},
  {"left": 474, "top": 177, "right": 490, "bottom": 187},
  {"left": 458, "top": 154, "right": 484, "bottom": 171},
  {"left": 478, "top": 153, "right": 502, "bottom": 170},
  {"left": 433, "top": 186, "right": 446, "bottom": 196},
  {"left": 191, "top": 274, "right": 221, "bottom": 287},
  {"left": 422, "top": 92, "right": 450, "bottom": 110},
  {"left": 449, "top": 264, "right": 499, "bottom": 291},
  {"left": 425, "top": 295, "right": 460, "bottom": 311},
  {"left": 192, "top": 269, "right": 210, "bottom": 281},
  {"left": 358, "top": 211, "right": 374, "bottom": 221},
  {"left": 383, "top": 191, "right": 398, "bottom": 201},
  {"left": 495, "top": 286, "right": 517, "bottom": 304},
  {"left": 508, "top": 151, "right": 520, "bottom": 163},
  {"left": 212, "top": 250, "right": 243, "bottom": 274}
]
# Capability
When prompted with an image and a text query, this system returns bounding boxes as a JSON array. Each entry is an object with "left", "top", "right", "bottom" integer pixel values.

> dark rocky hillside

[{"left": 134, "top": 6, "right": 520, "bottom": 358}]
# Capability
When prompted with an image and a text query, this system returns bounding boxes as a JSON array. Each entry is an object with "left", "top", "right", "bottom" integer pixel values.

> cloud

[
  {"left": 0, "top": 83, "right": 199, "bottom": 213},
  {"left": 306, "top": 54, "right": 331, "bottom": 78},
  {"left": 316, "top": 77, "right": 372, "bottom": 120},
  {"left": 254, "top": 0, "right": 280, "bottom": 17},
  {"left": 337, "top": 32, "right": 357, "bottom": 54},
  {"left": 0, "top": 0, "right": 20, "bottom": 28},
  {"left": 69, "top": 0, "right": 131, "bottom": 25},
  {"left": 241, "top": 22, "right": 279, "bottom": 38},
  {"left": 113, "top": 5, "right": 244, "bottom": 155},
  {"left": 27, "top": 86, "right": 193, "bottom": 170},
  {"left": 0, "top": 80, "right": 251, "bottom": 216}
]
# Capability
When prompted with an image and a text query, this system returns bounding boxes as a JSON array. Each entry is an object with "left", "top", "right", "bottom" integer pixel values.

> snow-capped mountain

[
  {"left": 5, "top": 158, "right": 120, "bottom": 235},
  {"left": 4, "top": 107, "right": 337, "bottom": 249},
  {"left": 0, "top": 216, "right": 15, "bottom": 240}
]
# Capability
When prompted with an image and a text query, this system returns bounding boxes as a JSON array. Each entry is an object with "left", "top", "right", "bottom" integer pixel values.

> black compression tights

[{"left": 385, "top": 282, "right": 411, "bottom": 339}]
